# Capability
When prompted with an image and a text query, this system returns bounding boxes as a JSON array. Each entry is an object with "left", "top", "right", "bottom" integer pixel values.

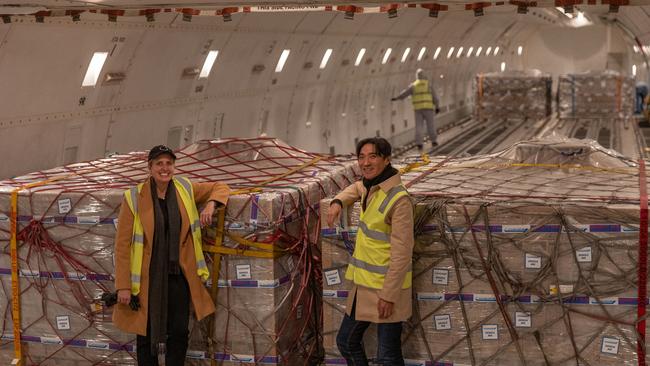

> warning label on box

[
  {"left": 432, "top": 269, "right": 449, "bottom": 285},
  {"left": 434, "top": 314, "right": 452, "bottom": 330},
  {"left": 324, "top": 269, "right": 341, "bottom": 286}
]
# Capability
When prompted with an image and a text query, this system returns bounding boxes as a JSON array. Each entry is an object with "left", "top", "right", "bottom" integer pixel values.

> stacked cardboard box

[
  {"left": 0, "top": 137, "right": 359, "bottom": 365},
  {"left": 321, "top": 137, "right": 646, "bottom": 365},
  {"left": 558, "top": 70, "right": 635, "bottom": 119},
  {"left": 475, "top": 70, "right": 552, "bottom": 121}
]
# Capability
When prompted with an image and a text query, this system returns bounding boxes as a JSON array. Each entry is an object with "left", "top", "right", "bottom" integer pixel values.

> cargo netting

[
  {"left": 0, "top": 137, "right": 361, "bottom": 365},
  {"left": 321, "top": 136, "right": 649, "bottom": 365},
  {"left": 475, "top": 70, "right": 552, "bottom": 122}
]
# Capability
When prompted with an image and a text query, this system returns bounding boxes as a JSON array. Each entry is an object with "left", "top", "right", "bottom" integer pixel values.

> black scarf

[
  {"left": 361, "top": 164, "right": 399, "bottom": 211},
  {"left": 147, "top": 177, "right": 181, "bottom": 356}
]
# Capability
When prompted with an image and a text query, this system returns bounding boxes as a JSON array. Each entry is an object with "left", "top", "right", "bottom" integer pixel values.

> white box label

[
  {"left": 525, "top": 253, "right": 541, "bottom": 269},
  {"left": 601, "top": 337, "right": 619, "bottom": 355},
  {"left": 58, "top": 198, "right": 72, "bottom": 214},
  {"left": 576, "top": 247, "right": 592, "bottom": 262},
  {"left": 324, "top": 269, "right": 342, "bottom": 286},
  {"left": 56, "top": 315, "right": 70, "bottom": 330},
  {"left": 235, "top": 264, "right": 252, "bottom": 280},
  {"left": 434, "top": 314, "right": 452, "bottom": 330},
  {"left": 77, "top": 216, "right": 100, "bottom": 225},
  {"left": 432, "top": 269, "right": 449, "bottom": 285},
  {"left": 515, "top": 312, "right": 531, "bottom": 328},
  {"left": 482, "top": 325, "right": 498, "bottom": 340}
]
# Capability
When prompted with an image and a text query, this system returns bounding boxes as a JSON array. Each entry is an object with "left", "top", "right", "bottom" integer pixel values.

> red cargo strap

[{"left": 639, "top": 159, "right": 648, "bottom": 366}]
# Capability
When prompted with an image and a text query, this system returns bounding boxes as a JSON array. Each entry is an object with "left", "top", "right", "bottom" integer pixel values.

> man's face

[
  {"left": 358, "top": 143, "right": 390, "bottom": 180},
  {"left": 148, "top": 155, "right": 175, "bottom": 186}
]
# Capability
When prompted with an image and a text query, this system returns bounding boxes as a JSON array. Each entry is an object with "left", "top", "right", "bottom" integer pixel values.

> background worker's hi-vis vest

[
  {"left": 412, "top": 79, "right": 435, "bottom": 110},
  {"left": 124, "top": 176, "right": 210, "bottom": 295},
  {"left": 345, "top": 184, "right": 412, "bottom": 290}
]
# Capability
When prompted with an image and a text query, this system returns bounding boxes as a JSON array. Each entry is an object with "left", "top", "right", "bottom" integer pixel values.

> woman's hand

[
  {"left": 200, "top": 201, "right": 217, "bottom": 227},
  {"left": 117, "top": 289, "right": 131, "bottom": 305}
]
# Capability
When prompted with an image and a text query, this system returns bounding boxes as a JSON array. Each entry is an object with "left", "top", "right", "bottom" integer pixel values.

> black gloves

[
  {"left": 101, "top": 292, "right": 141, "bottom": 311},
  {"left": 391, "top": 97, "right": 397, "bottom": 101},
  {"left": 435, "top": 107, "right": 440, "bottom": 114}
]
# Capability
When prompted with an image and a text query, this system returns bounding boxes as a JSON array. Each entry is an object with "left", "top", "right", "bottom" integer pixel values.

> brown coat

[
  {"left": 333, "top": 174, "right": 414, "bottom": 323},
  {"left": 112, "top": 178, "right": 230, "bottom": 336}
]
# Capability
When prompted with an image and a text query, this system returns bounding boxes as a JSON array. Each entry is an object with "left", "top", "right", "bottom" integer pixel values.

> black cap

[{"left": 148, "top": 145, "right": 177, "bottom": 161}]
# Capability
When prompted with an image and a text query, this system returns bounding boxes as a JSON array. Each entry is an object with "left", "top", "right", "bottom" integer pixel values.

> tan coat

[
  {"left": 333, "top": 174, "right": 414, "bottom": 323},
  {"left": 112, "top": 178, "right": 230, "bottom": 336}
]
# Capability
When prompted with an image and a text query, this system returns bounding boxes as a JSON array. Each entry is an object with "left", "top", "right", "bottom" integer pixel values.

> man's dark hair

[{"left": 355, "top": 137, "right": 392, "bottom": 158}]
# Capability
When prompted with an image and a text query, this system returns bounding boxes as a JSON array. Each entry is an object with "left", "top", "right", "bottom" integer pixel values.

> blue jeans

[{"left": 336, "top": 299, "right": 405, "bottom": 366}]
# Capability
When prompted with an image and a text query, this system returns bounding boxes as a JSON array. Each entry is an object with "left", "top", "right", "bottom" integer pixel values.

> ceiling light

[
  {"left": 456, "top": 47, "right": 464, "bottom": 58},
  {"left": 275, "top": 49, "right": 290, "bottom": 73},
  {"left": 486, "top": 46, "right": 492, "bottom": 56},
  {"left": 355, "top": 48, "right": 366, "bottom": 66},
  {"left": 501, "top": 62, "right": 506, "bottom": 72},
  {"left": 82, "top": 52, "right": 109, "bottom": 87},
  {"left": 382, "top": 48, "right": 392, "bottom": 64},
  {"left": 494, "top": 46, "right": 500, "bottom": 56},
  {"left": 320, "top": 49, "right": 333, "bottom": 69},
  {"left": 433, "top": 46, "right": 442, "bottom": 60},
  {"left": 417, "top": 47, "right": 426, "bottom": 61},
  {"left": 199, "top": 50, "right": 219, "bottom": 78},
  {"left": 447, "top": 47, "right": 455, "bottom": 59},
  {"left": 517, "top": 46, "right": 523, "bottom": 56},
  {"left": 467, "top": 47, "right": 474, "bottom": 58},
  {"left": 401, "top": 48, "right": 411, "bottom": 63},
  {"left": 476, "top": 46, "right": 483, "bottom": 57}
]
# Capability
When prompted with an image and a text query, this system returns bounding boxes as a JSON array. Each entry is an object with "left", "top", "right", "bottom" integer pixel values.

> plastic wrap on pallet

[
  {"left": 558, "top": 70, "right": 635, "bottom": 119},
  {"left": 321, "top": 136, "right": 647, "bottom": 365},
  {"left": 0, "top": 137, "right": 360, "bottom": 365},
  {"left": 475, "top": 70, "right": 552, "bottom": 121}
]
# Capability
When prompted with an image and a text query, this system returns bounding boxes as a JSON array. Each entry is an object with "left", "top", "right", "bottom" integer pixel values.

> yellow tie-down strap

[
  {"left": 203, "top": 233, "right": 284, "bottom": 259},
  {"left": 400, "top": 154, "right": 431, "bottom": 174}
]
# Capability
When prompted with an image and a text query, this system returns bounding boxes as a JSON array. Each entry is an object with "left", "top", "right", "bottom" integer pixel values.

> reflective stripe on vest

[
  {"left": 124, "top": 176, "right": 210, "bottom": 295},
  {"left": 345, "top": 184, "right": 412, "bottom": 290},
  {"left": 412, "top": 79, "right": 435, "bottom": 110}
]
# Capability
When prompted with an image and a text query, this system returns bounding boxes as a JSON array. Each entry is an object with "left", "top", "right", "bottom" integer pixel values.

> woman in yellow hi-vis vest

[
  {"left": 327, "top": 137, "right": 414, "bottom": 366},
  {"left": 113, "top": 145, "right": 230, "bottom": 366},
  {"left": 392, "top": 68, "right": 441, "bottom": 152}
]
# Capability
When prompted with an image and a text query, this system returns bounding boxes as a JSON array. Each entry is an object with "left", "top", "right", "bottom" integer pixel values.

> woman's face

[{"left": 149, "top": 154, "right": 175, "bottom": 187}]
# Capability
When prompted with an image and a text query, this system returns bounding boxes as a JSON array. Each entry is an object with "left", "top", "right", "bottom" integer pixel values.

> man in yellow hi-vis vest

[
  {"left": 113, "top": 145, "right": 230, "bottom": 366},
  {"left": 327, "top": 137, "right": 414, "bottom": 366},
  {"left": 392, "top": 68, "right": 441, "bottom": 152}
]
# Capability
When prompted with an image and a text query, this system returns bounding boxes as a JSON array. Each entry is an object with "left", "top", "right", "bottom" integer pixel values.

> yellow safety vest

[
  {"left": 124, "top": 176, "right": 209, "bottom": 295},
  {"left": 412, "top": 79, "right": 435, "bottom": 110},
  {"left": 345, "top": 184, "right": 412, "bottom": 290}
]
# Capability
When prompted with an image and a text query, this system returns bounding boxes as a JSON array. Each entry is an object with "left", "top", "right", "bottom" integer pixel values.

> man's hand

[
  {"left": 391, "top": 97, "right": 398, "bottom": 101},
  {"left": 200, "top": 201, "right": 216, "bottom": 227},
  {"left": 117, "top": 289, "right": 131, "bottom": 305},
  {"left": 378, "top": 298, "right": 394, "bottom": 319},
  {"left": 327, "top": 202, "right": 342, "bottom": 228}
]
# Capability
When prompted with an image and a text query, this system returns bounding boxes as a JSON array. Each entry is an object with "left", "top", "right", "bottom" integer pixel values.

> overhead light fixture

[
  {"left": 447, "top": 47, "right": 455, "bottom": 59},
  {"left": 382, "top": 48, "right": 392, "bottom": 64},
  {"left": 467, "top": 47, "right": 474, "bottom": 58},
  {"left": 104, "top": 72, "right": 126, "bottom": 84},
  {"left": 633, "top": 64, "right": 637, "bottom": 76},
  {"left": 320, "top": 48, "right": 333, "bottom": 69},
  {"left": 456, "top": 47, "right": 464, "bottom": 58},
  {"left": 501, "top": 62, "right": 506, "bottom": 72},
  {"left": 388, "top": 8, "right": 398, "bottom": 18},
  {"left": 146, "top": 12, "right": 155, "bottom": 22},
  {"left": 494, "top": 46, "right": 500, "bottom": 56},
  {"left": 486, "top": 46, "right": 492, "bottom": 56},
  {"left": 401, "top": 48, "right": 411, "bottom": 63},
  {"left": 433, "top": 46, "right": 442, "bottom": 60},
  {"left": 355, "top": 48, "right": 366, "bottom": 66},
  {"left": 71, "top": 11, "right": 82, "bottom": 22},
  {"left": 82, "top": 52, "right": 109, "bottom": 87},
  {"left": 199, "top": 50, "right": 219, "bottom": 78},
  {"left": 476, "top": 46, "right": 483, "bottom": 57},
  {"left": 417, "top": 47, "right": 426, "bottom": 61},
  {"left": 633, "top": 45, "right": 639, "bottom": 53},
  {"left": 517, "top": 46, "right": 523, "bottom": 56},
  {"left": 275, "top": 49, "right": 290, "bottom": 73},
  {"left": 223, "top": 13, "right": 232, "bottom": 22}
]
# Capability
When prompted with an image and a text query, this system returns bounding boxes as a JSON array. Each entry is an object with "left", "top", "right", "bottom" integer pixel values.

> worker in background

[
  {"left": 113, "top": 145, "right": 230, "bottom": 366},
  {"left": 636, "top": 80, "right": 648, "bottom": 114},
  {"left": 391, "top": 68, "right": 441, "bottom": 152},
  {"left": 327, "top": 137, "right": 414, "bottom": 366}
]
